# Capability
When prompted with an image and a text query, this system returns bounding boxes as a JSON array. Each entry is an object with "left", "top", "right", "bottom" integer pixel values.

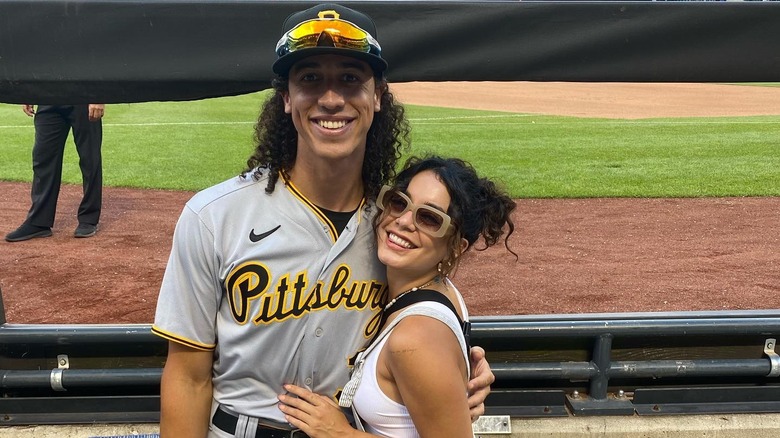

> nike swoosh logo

[{"left": 249, "top": 225, "right": 281, "bottom": 243}]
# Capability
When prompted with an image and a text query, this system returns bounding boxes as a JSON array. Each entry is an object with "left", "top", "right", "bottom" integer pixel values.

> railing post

[
  {"left": 589, "top": 333, "right": 612, "bottom": 400},
  {"left": 567, "top": 333, "right": 634, "bottom": 415},
  {"left": 0, "top": 286, "right": 6, "bottom": 325}
]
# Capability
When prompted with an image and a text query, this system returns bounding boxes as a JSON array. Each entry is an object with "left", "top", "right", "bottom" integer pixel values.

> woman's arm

[
  {"left": 159, "top": 342, "right": 214, "bottom": 438},
  {"left": 385, "top": 316, "right": 472, "bottom": 438},
  {"left": 278, "top": 317, "right": 474, "bottom": 438},
  {"left": 278, "top": 385, "right": 372, "bottom": 438}
]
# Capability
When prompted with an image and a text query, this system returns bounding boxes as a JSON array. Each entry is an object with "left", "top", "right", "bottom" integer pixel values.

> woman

[{"left": 278, "top": 155, "right": 516, "bottom": 437}]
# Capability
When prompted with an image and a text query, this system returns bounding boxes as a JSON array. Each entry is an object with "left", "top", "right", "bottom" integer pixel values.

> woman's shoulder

[
  {"left": 382, "top": 308, "right": 469, "bottom": 382},
  {"left": 385, "top": 308, "right": 462, "bottom": 354}
]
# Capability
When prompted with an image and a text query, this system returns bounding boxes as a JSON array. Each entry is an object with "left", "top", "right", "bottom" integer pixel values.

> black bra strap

[{"left": 380, "top": 289, "right": 471, "bottom": 351}]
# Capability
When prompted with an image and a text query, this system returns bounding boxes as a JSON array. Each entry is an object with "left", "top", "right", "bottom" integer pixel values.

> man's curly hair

[{"left": 242, "top": 75, "right": 410, "bottom": 203}]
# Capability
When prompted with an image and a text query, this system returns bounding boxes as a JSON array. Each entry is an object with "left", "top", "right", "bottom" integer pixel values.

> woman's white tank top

[{"left": 349, "top": 298, "right": 470, "bottom": 437}]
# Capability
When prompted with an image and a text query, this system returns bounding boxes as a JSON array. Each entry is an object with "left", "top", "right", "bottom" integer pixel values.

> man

[
  {"left": 152, "top": 4, "right": 494, "bottom": 437},
  {"left": 5, "top": 104, "right": 104, "bottom": 241}
]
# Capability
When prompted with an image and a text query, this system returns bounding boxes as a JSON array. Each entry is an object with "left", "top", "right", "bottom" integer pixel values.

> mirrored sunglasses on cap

[
  {"left": 275, "top": 10, "right": 382, "bottom": 57},
  {"left": 377, "top": 185, "right": 453, "bottom": 238}
]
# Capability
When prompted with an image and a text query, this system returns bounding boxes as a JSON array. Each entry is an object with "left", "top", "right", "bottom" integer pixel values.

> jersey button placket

[{"left": 315, "top": 327, "right": 323, "bottom": 337}]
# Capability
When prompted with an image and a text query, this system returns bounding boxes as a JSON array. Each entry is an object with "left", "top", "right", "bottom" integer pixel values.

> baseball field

[{"left": 0, "top": 82, "right": 778, "bottom": 324}]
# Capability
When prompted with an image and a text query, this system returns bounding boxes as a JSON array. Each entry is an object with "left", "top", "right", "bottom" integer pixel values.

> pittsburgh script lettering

[{"left": 224, "top": 262, "right": 386, "bottom": 336}]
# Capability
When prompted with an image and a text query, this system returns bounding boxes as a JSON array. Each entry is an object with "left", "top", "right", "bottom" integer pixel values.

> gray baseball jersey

[{"left": 152, "top": 169, "right": 386, "bottom": 423}]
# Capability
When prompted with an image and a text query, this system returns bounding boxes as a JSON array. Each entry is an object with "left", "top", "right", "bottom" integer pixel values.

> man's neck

[{"left": 288, "top": 159, "right": 364, "bottom": 212}]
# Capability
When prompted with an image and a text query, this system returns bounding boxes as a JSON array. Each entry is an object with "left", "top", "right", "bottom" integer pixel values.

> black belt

[{"left": 212, "top": 407, "right": 308, "bottom": 438}]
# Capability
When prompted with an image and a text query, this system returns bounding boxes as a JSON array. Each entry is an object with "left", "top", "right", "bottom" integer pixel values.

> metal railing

[{"left": 1, "top": 308, "right": 779, "bottom": 424}]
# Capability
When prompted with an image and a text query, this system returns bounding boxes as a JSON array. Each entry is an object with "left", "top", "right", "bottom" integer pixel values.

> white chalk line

[{"left": 0, "top": 115, "right": 776, "bottom": 129}]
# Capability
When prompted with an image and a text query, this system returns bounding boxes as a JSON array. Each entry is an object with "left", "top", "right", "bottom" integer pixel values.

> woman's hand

[{"left": 278, "top": 384, "right": 357, "bottom": 438}]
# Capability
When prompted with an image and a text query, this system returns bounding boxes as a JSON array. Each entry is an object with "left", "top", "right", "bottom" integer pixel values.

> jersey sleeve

[{"left": 152, "top": 204, "right": 220, "bottom": 350}]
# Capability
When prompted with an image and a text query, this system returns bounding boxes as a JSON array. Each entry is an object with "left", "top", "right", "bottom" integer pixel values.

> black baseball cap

[{"left": 272, "top": 3, "right": 388, "bottom": 76}]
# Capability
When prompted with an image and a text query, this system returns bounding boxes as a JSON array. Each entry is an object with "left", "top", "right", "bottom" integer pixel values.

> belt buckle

[{"left": 290, "top": 430, "right": 307, "bottom": 438}]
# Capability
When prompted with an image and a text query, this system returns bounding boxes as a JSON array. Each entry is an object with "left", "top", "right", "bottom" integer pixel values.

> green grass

[
  {"left": 0, "top": 94, "right": 269, "bottom": 190},
  {"left": 406, "top": 108, "right": 780, "bottom": 197},
  {"left": 729, "top": 83, "right": 780, "bottom": 87},
  {"left": 2, "top": 92, "right": 778, "bottom": 198}
]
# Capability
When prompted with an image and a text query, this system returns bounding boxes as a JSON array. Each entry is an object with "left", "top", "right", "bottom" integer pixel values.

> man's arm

[
  {"left": 467, "top": 346, "right": 495, "bottom": 421},
  {"left": 159, "top": 341, "right": 213, "bottom": 438},
  {"left": 21, "top": 104, "right": 35, "bottom": 117}
]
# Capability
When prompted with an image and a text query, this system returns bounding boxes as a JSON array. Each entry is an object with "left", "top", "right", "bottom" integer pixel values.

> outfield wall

[{"left": 1, "top": 1, "right": 779, "bottom": 104}]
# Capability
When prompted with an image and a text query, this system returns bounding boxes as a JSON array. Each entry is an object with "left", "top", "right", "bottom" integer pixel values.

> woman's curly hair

[
  {"left": 375, "top": 155, "right": 517, "bottom": 275},
  {"left": 242, "top": 75, "right": 410, "bottom": 203}
]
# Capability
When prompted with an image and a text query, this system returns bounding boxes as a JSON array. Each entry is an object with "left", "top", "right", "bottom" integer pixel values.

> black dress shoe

[
  {"left": 5, "top": 224, "right": 53, "bottom": 242},
  {"left": 74, "top": 223, "right": 98, "bottom": 238}
]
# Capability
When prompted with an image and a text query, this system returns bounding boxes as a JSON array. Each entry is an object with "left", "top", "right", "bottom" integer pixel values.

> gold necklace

[{"left": 384, "top": 275, "right": 440, "bottom": 311}]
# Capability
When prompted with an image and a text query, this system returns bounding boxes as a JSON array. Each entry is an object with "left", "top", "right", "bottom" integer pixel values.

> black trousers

[{"left": 25, "top": 105, "right": 103, "bottom": 228}]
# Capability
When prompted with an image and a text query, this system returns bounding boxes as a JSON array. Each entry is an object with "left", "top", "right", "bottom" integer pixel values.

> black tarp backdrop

[{"left": 0, "top": 0, "right": 779, "bottom": 104}]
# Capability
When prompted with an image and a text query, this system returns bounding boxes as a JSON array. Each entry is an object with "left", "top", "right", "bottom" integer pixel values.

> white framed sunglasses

[{"left": 376, "top": 185, "right": 453, "bottom": 238}]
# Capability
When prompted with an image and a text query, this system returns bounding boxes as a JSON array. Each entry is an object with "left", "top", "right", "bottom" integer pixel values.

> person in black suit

[{"left": 5, "top": 104, "right": 105, "bottom": 242}]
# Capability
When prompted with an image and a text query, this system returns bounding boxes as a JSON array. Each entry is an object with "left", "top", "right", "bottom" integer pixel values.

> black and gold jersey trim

[
  {"left": 281, "top": 172, "right": 365, "bottom": 242},
  {"left": 151, "top": 326, "right": 215, "bottom": 351}
]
